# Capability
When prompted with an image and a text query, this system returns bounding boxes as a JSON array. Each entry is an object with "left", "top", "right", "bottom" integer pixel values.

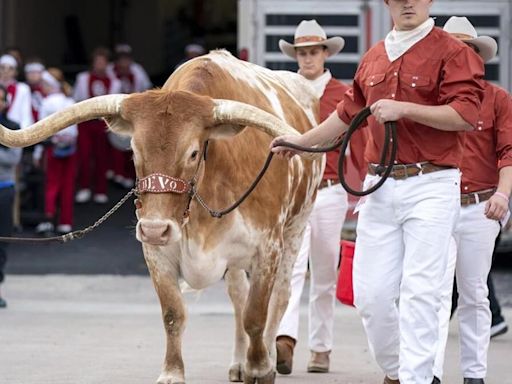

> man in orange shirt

[
  {"left": 274, "top": 20, "right": 349, "bottom": 375},
  {"left": 271, "top": 1, "right": 485, "bottom": 383},
  {"left": 433, "top": 17, "right": 512, "bottom": 384}
]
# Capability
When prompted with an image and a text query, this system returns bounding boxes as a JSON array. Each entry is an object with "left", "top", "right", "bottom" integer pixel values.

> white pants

[
  {"left": 353, "top": 169, "right": 460, "bottom": 384},
  {"left": 434, "top": 202, "right": 500, "bottom": 379},
  {"left": 277, "top": 183, "right": 348, "bottom": 352}
]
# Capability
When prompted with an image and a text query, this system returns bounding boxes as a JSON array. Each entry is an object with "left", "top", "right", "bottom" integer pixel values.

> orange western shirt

[
  {"left": 321, "top": 77, "right": 350, "bottom": 180},
  {"left": 460, "top": 82, "right": 512, "bottom": 193},
  {"left": 336, "top": 27, "right": 485, "bottom": 168}
]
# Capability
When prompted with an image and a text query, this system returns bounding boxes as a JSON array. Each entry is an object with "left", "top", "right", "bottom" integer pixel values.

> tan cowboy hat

[
  {"left": 443, "top": 16, "right": 497, "bottom": 62},
  {"left": 279, "top": 20, "right": 345, "bottom": 59}
]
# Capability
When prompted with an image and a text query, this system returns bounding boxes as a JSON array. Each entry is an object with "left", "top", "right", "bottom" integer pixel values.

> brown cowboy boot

[
  {"left": 307, "top": 350, "right": 330, "bottom": 373},
  {"left": 383, "top": 377, "right": 400, "bottom": 384},
  {"left": 275, "top": 335, "right": 296, "bottom": 375}
]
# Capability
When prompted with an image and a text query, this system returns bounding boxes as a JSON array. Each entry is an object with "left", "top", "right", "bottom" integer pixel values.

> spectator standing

[
  {"left": 4, "top": 46, "right": 25, "bottom": 82},
  {"left": 174, "top": 43, "right": 206, "bottom": 70},
  {"left": 34, "top": 69, "right": 78, "bottom": 235},
  {"left": 73, "top": 47, "right": 121, "bottom": 204},
  {"left": 274, "top": 20, "right": 349, "bottom": 375},
  {"left": 0, "top": 54, "right": 34, "bottom": 128},
  {"left": 0, "top": 84, "right": 22, "bottom": 308},
  {"left": 107, "top": 43, "right": 152, "bottom": 189},
  {"left": 24, "top": 58, "right": 46, "bottom": 122}
]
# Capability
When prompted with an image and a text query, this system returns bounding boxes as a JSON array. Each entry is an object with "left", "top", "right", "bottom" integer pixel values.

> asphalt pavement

[
  {"left": 2, "top": 184, "right": 511, "bottom": 383},
  {"left": 0, "top": 275, "right": 511, "bottom": 384}
]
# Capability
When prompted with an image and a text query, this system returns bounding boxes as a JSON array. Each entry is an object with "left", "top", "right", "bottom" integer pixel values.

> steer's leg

[
  {"left": 144, "top": 245, "right": 187, "bottom": 384},
  {"left": 263, "top": 237, "right": 299, "bottom": 365},
  {"left": 225, "top": 268, "right": 250, "bottom": 382},
  {"left": 243, "top": 246, "right": 280, "bottom": 384}
]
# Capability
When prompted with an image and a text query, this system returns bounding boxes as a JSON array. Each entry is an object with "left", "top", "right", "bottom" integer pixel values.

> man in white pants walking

[
  {"left": 274, "top": 19, "right": 351, "bottom": 375},
  {"left": 434, "top": 16, "right": 512, "bottom": 384}
]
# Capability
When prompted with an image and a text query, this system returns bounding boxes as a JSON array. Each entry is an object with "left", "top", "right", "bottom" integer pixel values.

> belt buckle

[{"left": 392, "top": 164, "right": 409, "bottom": 180}]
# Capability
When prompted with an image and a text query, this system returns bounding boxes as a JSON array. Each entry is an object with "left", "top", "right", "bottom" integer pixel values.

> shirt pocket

[
  {"left": 364, "top": 73, "right": 386, "bottom": 101},
  {"left": 366, "top": 73, "right": 386, "bottom": 87},
  {"left": 474, "top": 117, "right": 492, "bottom": 132},
  {"left": 399, "top": 73, "right": 431, "bottom": 88},
  {"left": 399, "top": 73, "right": 433, "bottom": 100}
]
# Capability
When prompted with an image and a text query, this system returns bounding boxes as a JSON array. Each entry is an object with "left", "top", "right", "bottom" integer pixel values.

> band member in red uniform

[
  {"left": 274, "top": 20, "right": 349, "bottom": 375},
  {"left": 24, "top": 59, "right": 46, "bottom": 122},
  {"left": 107, "top": 44, "right": 152, "bottom": 189},
  {"left": 73, "top": 47, "right": 121, "bottom": 204},
  {"left": 271, "top": 1, "right": 485, "bottom": 383},
  {"left": 35, "top": 69, "right": 79, "bottom": 235},
  {"left": 434, "top": 17, "right": 512, "bottom": 384}
]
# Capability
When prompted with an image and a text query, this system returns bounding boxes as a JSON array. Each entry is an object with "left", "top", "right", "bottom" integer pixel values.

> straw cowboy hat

[
  {"left": 443, "top": 16, "right": 497, "bottom": 62},
  {"left": 279, "top": 20, "right": 345, "bottom": 59}
]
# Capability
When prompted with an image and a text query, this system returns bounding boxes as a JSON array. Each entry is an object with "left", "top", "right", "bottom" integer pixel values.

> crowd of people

[
  {"left": 0, "top": 1, "right": 510, "bottom": 383},
  {"left": 0, "top": 43, "right": 154, "bottom": 306}
]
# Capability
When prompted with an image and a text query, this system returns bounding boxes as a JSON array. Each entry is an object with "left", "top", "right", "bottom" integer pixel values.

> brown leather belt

[
  {"left": 319, "top": 179, "right": 340, "bottom": 189},
  {"left": 460, "top": 188, "right": 496, "bottom": 206},
  {"left": 367, "top": 162, "right": 453, "bottom": 180}
]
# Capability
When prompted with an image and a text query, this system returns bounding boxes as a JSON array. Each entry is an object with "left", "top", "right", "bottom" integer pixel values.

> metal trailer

[{"left": 238, "top": 0, "right": 512, "bottom": 91}]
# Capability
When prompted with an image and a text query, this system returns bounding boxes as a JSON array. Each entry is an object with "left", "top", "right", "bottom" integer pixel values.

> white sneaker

[
  {"left": 75, "top": 189, "right": 91, "bottom": 203},
  {"left": 56, "top": 224, "right": 72, "bottom": 234},
  {"left": 35, "top": 222, "right": 54, "bottom": 234},
  {"left": 93, "top": 193, "right": 108, "bottom": 204}
]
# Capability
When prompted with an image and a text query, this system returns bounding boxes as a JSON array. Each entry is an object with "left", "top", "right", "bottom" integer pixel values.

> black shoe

[
  {"left": 432, "top": 376, "right": 441, "bottom": 384},
  {"left": 490, "top": 319, "right": 508, "bottom": 339},
  {"left": 0, "top": 296, "right": 7, "bottom": 308},
  {"left": 464, "top": 379, "right": 485, "bottom": 384}
]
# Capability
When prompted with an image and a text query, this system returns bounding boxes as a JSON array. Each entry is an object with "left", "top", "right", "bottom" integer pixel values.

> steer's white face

[{"left": 117, "top": 90, "right": 215, "bottom": 246}]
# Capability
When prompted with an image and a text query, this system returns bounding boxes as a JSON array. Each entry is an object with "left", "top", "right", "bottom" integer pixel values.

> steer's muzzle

[{"left": 137, "top": 218, "right": 181, "bottom": 245}]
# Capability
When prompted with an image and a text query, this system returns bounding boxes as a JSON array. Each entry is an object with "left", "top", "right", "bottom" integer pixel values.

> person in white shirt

[
  {"left": 0, "top": 54, "right": 34, "bottom": 128},
  {"left": 35, "top": 69, "right": 78, "bottom": 235}
]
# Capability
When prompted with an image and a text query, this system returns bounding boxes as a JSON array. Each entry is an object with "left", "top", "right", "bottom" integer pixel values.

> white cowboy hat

[
  {"left": 443, "top": 16, "right": 497, "bottom": 62},
  {"left": 279, "top": 20, "right": 345, "bottom": 59}
]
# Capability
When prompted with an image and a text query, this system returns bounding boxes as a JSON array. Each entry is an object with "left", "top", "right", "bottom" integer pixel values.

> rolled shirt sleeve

[{"left": 439, "top": 46, "right": 485, "bottom": 128}]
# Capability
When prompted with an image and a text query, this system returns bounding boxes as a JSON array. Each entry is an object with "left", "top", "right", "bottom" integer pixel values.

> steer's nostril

[{"left": 162, "top": 225, "right": 171, "bottom": 239}]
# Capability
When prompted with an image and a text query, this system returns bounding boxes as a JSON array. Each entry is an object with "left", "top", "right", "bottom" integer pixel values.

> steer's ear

[{"left": 104, "top": 116, "right": 134, "bottom": 137}]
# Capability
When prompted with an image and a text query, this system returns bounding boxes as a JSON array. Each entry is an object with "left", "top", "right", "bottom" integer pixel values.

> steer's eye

[{"left": 191, "top": 150, "right": 199, "bottom": 160}]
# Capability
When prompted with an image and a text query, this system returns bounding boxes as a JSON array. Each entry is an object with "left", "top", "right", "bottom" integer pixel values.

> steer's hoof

[
  {"left": 229, "top": 363, "right": 244, "bottom": 382},
  {"left": 156, "top": 372, "right": 185, "bottom": 384},
  {"left": 243, "top": 370, "right": 276, "bottom": 384}
]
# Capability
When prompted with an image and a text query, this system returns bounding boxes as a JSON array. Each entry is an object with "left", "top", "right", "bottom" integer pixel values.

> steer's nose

[{"left": 138, "top": 219, "right": 177, "bottom": 245}]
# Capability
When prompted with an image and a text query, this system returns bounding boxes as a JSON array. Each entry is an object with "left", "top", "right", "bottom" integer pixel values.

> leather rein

[{"left": 274, "top": 107, "right": 397, "bottom": 196}]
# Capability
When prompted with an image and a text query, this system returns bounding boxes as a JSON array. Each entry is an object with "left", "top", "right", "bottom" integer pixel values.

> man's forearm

[
  {"left": 401, "top": 102, "right": 473, "bottom": 131},
  {"left": 497, "top": 166, "right": 512, "bottom": 196},
  {"left": 302, "top": 111, "right": 349, "bottom": 147}
]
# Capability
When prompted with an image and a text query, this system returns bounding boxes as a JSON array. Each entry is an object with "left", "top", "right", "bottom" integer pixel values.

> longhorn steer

[{"left": 0, "top": 50, "right": 324, "bottom": 384}]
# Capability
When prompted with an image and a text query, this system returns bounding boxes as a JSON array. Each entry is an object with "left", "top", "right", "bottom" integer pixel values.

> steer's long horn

[
  {"left": 0, "top": 94, "right": 128, "bottom": 148},
  {"left": 212, "top": 99, "right": 300, "bottom": 138}
]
